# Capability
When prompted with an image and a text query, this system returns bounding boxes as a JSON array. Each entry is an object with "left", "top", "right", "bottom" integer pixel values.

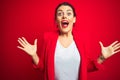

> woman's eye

[
  {"left": 67, "top": 13, "right": 71, "bottom": 16},
  {"left": 57, "top": 13, "right": 62, "bottom": 16}
]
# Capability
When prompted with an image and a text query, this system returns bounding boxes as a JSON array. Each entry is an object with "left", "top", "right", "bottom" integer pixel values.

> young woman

[{"left": 17, "top": 2, "right": 120, "bottom": 80}]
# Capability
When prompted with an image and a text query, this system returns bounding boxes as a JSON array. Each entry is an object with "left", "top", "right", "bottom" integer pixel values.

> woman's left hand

[{"left": 99, "top": 41, "right": 120, "bottom": 59}]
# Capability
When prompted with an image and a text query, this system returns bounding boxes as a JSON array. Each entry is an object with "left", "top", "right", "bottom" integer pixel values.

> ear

[{"left": 73, "top": 17, "right": 76, "bottom": 23}]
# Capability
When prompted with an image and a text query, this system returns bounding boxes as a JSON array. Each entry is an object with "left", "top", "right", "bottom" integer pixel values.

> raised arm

[
  {"left": 98, "top": 41, "right": 120, "bottom": 63},
  {"left": 17, "top": 37, "right": 39, "bottom": 65}
]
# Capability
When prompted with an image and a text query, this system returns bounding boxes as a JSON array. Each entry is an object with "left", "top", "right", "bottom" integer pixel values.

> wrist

[
  {"left": 99, "top": 55, "right": 106, "bottom": 61},
  {"left": 32, "top": 53, "right": 38, "bottom": 58},
  {"left": 97, "top": 55, "right": 106, "bottom": 64},
  {"left": 32, "top": 53, "right": 39, "bottom": 65}
]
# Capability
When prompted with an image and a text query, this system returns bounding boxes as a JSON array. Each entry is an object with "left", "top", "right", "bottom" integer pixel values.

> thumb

[
  {"left": 99, "top": 41, "right": 104, "bottom": 48},
  {"left": 34, "top": 39, "right": 37, "bottom": 45}
]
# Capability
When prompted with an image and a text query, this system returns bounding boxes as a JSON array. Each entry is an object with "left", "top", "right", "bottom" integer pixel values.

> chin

[{"left": 58, "top": 26, "right": 72, "bottom": 34}]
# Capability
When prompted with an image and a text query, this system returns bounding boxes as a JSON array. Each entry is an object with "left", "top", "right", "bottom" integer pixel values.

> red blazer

[{"left": 33, "top": 29, "right": 103, "bottom": 80}]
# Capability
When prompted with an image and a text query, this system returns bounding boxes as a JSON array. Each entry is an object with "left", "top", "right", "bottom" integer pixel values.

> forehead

[{"left": 57, "top": 5, "right": 73, "bottom": 12}]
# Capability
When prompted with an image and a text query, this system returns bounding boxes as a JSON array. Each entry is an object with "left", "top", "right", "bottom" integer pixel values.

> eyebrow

[{"left": 57, "top": 9, "right": 72, "bottom": 12}]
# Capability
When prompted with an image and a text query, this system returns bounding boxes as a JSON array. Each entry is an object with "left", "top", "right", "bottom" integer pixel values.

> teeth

[{"left": 62, "top": 20, "right": 68, "bottom": 23}]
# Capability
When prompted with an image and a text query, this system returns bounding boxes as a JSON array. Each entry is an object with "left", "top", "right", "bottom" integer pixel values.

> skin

[
  {"left": 17, "top": 5, "right": 120, "bottom": 65},
  {"left": 56, "top": 5, "right": 76, "bottom": 48}
]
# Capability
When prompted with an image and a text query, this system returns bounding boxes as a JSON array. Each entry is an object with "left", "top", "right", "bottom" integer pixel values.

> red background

[{"left": 1, "top": 0, "right": 120, "bottom": 80}]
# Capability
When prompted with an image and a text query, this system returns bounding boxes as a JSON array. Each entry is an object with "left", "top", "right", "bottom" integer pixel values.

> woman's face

[{"left": 56, "top": 5, "right": 76, "bottom": 34}]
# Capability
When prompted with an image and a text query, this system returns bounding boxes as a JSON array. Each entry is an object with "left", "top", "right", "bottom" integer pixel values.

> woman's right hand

[{"left": 17, "top": 37, "right": 37, "bottom": 57}]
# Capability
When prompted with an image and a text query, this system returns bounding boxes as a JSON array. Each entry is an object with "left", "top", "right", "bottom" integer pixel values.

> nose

[{"left": 62, "top": 13, "right": 67, "bottom": 19}]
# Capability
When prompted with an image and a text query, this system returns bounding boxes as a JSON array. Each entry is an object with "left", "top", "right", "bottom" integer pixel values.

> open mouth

[{"left": 61, "top": 20, "right": 69, "bottom": 28}]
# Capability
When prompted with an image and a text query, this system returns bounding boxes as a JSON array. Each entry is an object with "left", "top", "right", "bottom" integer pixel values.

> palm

[
  {"left": 17, "top": 37, "right": 37, "bottom": 56},
  {"left": 99, "top": 41, "right": 120, "bottom": 59},
  {"left": 22, "top": 42, "right": 37, "bottom": 56}
]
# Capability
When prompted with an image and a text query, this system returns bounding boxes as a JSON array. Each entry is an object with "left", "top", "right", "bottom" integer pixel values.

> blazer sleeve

[
  {"left": 73, "top": 30, "right": 105, "bottom": 72},
  {"left": 87, "top": 57, "right": 105, "bottom": 72},
  {"left": 32, "top": 33, "right": 48, "bottom": 71},
  {"left": 85, "top": 44, "right": 105, "bottom": 72},
  {"left": 82, "top": 33, "right": 105, "bottom": 72}
]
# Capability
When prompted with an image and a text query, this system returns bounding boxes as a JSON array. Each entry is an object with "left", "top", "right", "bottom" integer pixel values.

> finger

[
  {"left": 34, "top": 39, "right": 37, "bottom": 45},
  {"left": 114, "top": 49, "right": 120, "bottom": 54},
  {"left": 18, "top": 38, "right": 26, "bottom": 46},
  {"left": 22, "top": 37, "right": 29, "bottom": 44},
  {"left": 110, "top": 41, "right": 119, "bottom": 47},
  {"left": 99, "top": 41, "right": 104, "bottom": 48},
  {"left": 113, "top": 43, "right": 120, "bottom": 50},
  {"left": 17, "top": 46, "right": 25, "bottom": 51},
  {"left": 18, "top": 39, "right": 25, "bottom": 47},
  {"left": 114, "top": 46, "right": 120, "bottom": 51}
]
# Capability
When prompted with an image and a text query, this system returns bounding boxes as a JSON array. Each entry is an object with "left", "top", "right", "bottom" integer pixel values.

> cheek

[
  {"left": 69, "top": 18, "right": 74, "bottom": 23},
  {"left": 56, "top": 18, "right": 61, "bottom": 23},
  {"left": 56, "top": 20, "right": 60, "bottom": 26}
]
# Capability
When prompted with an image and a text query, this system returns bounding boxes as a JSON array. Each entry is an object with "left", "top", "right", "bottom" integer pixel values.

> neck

[
  {"left": 59, "top": 31, "right": 73, "bottom": 38},
  {"left": 58, "top": 30, "right": 73, "bottom": 48}
]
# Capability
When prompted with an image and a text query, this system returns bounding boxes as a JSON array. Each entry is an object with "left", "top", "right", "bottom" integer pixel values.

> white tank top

[{"left": 54, "top": 40, "right": 80, "bottom": 80}]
